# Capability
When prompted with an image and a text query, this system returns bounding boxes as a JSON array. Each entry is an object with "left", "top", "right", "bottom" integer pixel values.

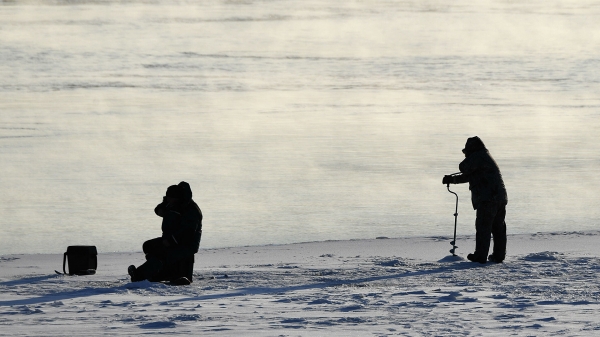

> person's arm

[
  {"left": 155, "top": 197, "right": 169, "bottom": 217},
  {"left": 443, "top": 173, "right": 469, "bottom": 184},
  {"left": 443, "top": 154, "right": 480, "bottom": 185},
  {"left": 455, "top": 153, "right": 483, "bottom": 183},
  {"left": 452, "top": 173, "right": 469, "bottom": 184},
  {"left": 160, "top": 209, "right": 181, "bottom": 246}
]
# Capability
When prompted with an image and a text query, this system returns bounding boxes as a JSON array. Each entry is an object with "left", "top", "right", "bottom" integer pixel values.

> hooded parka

[{"left": 453, "top": 137, "right": 508, "bottom": 210}]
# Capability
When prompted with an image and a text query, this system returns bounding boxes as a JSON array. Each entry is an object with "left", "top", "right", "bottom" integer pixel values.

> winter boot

[
  {"left": 488, "top": 254, "right": 504, "bottom": 263},
  {"left": 467, "top": 253, "right": 487, "bottom": 264},
  {"left": 128, "top": 265, "right": 144, "bottom": 282}
]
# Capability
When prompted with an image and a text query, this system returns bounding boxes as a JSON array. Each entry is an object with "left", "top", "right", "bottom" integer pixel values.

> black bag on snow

[{"left": 62, "top": 246, "right": 97, "bottom": 275}]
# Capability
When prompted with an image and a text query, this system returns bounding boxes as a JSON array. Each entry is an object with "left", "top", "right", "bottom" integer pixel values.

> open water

[{"left": 1, "top": 0, "right": 599, "bottom": 254}]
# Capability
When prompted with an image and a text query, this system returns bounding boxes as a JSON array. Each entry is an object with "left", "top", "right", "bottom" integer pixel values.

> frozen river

[{"left": 1, "top": 0, "right": 599, "bottom": 254}]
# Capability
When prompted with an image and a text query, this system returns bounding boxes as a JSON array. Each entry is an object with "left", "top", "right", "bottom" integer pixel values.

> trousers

[
  {"left": 135, "top": 237, "right": 195, "bottom": 281},
  {"left": 474, "top": 201, "right": 507, "bottom": 259}
]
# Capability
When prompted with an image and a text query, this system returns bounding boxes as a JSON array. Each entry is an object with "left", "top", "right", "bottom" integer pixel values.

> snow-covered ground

[{"left": 1, "top": 231, "right": 600, "bottom": 336}]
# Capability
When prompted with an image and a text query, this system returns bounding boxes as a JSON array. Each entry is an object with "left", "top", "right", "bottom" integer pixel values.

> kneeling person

[{"left": 128, "top": 181, "right": 202, "bottom": 284}]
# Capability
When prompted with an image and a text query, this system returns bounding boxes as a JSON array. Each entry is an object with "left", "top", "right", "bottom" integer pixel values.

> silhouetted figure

[
  {"left": 443, "top": 137, "right": 508, "bottom": 264},
  {"left": 128, "top": 181, "right": 202, "bottom": 284}
]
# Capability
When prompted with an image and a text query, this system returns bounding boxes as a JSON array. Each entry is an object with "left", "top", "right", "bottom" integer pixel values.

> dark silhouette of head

[
  {"left": 462, "top": 136, "right": 486, "bottom": 157},
  {"left": 166, "top": 185, "right": 183, "bottom": 198},
  {"left": 165, "top": 181, "right": 193, "bottom": 203}
]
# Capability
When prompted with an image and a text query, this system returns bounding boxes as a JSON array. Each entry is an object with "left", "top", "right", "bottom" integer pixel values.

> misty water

[{"left": 1, "top": 0, "right": 599, "bottom": 255}]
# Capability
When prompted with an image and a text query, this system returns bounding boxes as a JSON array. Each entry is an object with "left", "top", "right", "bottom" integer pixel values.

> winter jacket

[
  {"left": 154, "top": 182, "right": 203, "bottom": 253},
  {"left": 453, "top": 138, "right": 508, "bottom": 210}
]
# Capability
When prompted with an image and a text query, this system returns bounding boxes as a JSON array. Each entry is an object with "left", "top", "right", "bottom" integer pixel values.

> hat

[
  {"left": 462, "top": 136, "right": 486, "bottom": 156},
  {"left": 166, "top": 185, "right": 185, "bottom": 199}
]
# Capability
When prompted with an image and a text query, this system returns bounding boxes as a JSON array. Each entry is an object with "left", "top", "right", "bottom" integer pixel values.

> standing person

[
  {"left": 128, "top": 181, "right": 202, "bottom": 283},
  {"left": 443, "top": 137, "right": 508, "bottom": 264}
]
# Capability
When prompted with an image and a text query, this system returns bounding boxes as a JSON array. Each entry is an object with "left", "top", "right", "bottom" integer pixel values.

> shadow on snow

[
  {"left": 0, "top": 260, "right": 483, "bottom": 307},
  {"left": 167, "top": 261, "right": 481, "bottom": 304}
]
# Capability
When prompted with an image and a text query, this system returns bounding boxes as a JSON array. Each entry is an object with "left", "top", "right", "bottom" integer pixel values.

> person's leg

[
  {"left": 130, "top": 241, "right": 195, "bottom": 282},
  {"left": 134, "top": 256, "right": 163, "bottom": 281},
  {"left": 490, "top": 203, "right": 507, "bottom": 261},
  {"left": 472, "top": 202, "right": 498, "bottom": 262},
  {"left": 143, "top": 237, "right": 165, "bottom": 258},
  {"left": 129, "top": 238, "right": 166, "bottom": 282},
  {"left": 158, "top": 247, "right": 195, "bottom": 281}
]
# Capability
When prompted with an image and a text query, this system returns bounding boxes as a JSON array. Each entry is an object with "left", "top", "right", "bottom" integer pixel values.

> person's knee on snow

[{"left": 128, "top": 181, "right": 203, "bottom": 282}]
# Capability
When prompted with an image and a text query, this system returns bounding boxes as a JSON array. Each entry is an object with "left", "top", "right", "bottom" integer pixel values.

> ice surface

[
  {"left": 2, "top": 0, "right": 600, "bottom": 255},
  {"left": 1, "top": 231, "right": 600, "bottom": 336}
]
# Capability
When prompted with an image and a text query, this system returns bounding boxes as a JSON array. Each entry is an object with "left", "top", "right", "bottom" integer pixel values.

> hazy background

[{"left": 1, "top": 0, "right": 599, "bottom": 254}]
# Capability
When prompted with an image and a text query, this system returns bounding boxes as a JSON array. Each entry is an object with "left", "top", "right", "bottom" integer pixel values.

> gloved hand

[
  {"left": 154, "top": 197, "right": 169, "bottom": 217},
  {"left": 442, "top": 175, "right": 454, "bottom": 185}
]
